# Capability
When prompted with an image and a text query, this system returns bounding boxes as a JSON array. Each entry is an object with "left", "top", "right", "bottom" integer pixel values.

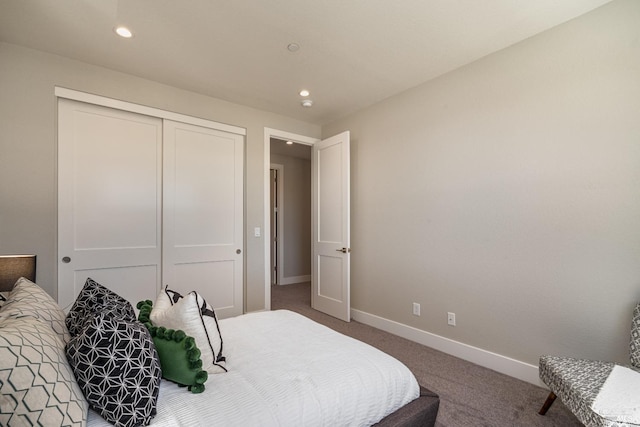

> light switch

[{"left": 254, "top": 227, "right": 261, "bottom": 237}]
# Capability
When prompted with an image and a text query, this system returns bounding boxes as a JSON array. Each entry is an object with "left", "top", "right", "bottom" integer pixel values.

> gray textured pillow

[
  {"left": 0, "top": 277, "right": 70, "bottom": 344},
  {"left": 0, "top": 316, "right": 88, "bottom": 426}
]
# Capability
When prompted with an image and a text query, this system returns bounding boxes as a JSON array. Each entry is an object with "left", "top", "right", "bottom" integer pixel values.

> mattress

[{"left": 87, "top": 309, "right": 419, "bottom": 426}]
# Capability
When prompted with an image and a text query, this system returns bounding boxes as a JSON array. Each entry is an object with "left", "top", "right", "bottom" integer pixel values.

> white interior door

[
  {"left": 163, "top": 120, "right": 244, "bottom": 318},
  {"left": 311, "top": 131, "right": 350, "bottom": 321},
  {"left": 57, "top": 99, "right": 162, "bottom": 310}
]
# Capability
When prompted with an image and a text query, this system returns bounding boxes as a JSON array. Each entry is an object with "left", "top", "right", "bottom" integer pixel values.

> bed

[
  {"left": 88, "top": 309, "right": 436, "bottom": 426},
  {"left": 0, "top": 257, "right": 439, "bottom": 427}
]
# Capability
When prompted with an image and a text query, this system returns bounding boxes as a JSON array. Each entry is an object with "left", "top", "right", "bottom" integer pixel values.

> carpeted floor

[{"left": 271, "top": 282, "right": 584, "bottom": 427}]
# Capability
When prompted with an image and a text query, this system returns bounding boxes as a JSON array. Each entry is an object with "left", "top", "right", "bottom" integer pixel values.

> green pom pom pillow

[{"left": 138, "top": 300, "right": 208, "bottom": 393}]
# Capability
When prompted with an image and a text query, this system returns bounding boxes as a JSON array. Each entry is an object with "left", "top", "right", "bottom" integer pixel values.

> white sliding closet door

[
  {"left": 58, "top": 99, "right": 163, "bottom": 310},
  {"left": 163, "top": 120, "right": 244, "bottom": 318}
]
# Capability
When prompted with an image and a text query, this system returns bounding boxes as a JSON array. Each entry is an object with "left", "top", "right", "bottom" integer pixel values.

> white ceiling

[
  {"left": 0, "top": 0, "right": 612, "bottom": 125},
  {"left": 271, "top": 138, "right": 311, "bottom": 160}
]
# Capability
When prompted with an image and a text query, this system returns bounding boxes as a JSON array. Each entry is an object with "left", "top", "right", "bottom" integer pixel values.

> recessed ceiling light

[
  {"left": 286, "top": 140, "right": 294, "bottom": 145},
  {"left": 299, "top": 90, "right": 310, "bottom": 97},
  {"left": 301, "top": 99, "right": 313, "bottom": 108},
  {"left": 287, "top": 43, "right": 300, "bottom": 53},
  {"left": 114, "top": 26, "right": 133, "bottom": 38}
]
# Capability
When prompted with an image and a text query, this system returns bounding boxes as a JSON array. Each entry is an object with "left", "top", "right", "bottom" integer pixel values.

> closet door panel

[
  {"left": 163, "top": 120, "right": 244, "bottom": 318},
  {"left": 174, "top": 261, "right": 236, "bottom": 308},
  {"left": 58, "top": 99, "right": 162, "bottom": 310},
  {"left": 72, "top": 113, "right": 159, "bottom": 249},
  {"left": 172, "top": 129, "right": 236, "bottom": 245},
  {"left": 73, "top": 265, "right": 158, "bottom": 309}
]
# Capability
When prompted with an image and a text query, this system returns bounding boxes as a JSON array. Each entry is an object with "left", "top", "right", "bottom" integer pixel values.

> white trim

[
  {"left": 55, "top": 87, "right": 246, "bottom": 136},
  {"left": 264, "top": 128, "right": 320, "bottom": 311},
  {"left": 279, "top": 275, "right": 311, "bottom": 286},
  {"left": 270, "top": 163, "right": 285, "bottom": 286},
  {"left": 265, "top": 128, "right": 318, "bottom": 146},
  {"left": 351, "top": 308, "right": 543, "bottom": 386}
]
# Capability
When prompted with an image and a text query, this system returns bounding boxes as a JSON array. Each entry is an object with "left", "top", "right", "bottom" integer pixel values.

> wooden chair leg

[{"left": 538, "top": 392, "right": 557, "bottom": 415}]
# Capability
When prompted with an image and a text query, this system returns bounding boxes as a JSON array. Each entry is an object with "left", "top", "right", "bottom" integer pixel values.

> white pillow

[{"left": 150, "top": 287, "right": 227, "bottom": 374}]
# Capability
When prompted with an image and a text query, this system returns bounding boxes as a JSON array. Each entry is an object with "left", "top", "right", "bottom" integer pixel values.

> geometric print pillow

[
  {"left": 0, "top": 277, "right": 71, "bottom": 344},
  {"left": 0, "top": 316, "right": 88, "bottom": 427},
  {"left": 631, "top": 302, "right": 640, "bottom": 369},
  {"left": 66, "top": 311, "right": 161, "bottom": 427},
  {"left": 150, "top": 286, "right": 227, "bottom": 374},
  {"left": 65, "top": 277, "right": 137, "bottom": 337}
]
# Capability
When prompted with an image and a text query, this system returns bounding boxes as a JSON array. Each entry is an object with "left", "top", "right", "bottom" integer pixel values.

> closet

[{"left": 57, "top": 94, "right": 244, "bottom": 318}]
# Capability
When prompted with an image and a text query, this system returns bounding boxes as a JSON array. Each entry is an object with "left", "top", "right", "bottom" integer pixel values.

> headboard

[{"left": 0, "top": 255, "right": 36, "bottom": 292}]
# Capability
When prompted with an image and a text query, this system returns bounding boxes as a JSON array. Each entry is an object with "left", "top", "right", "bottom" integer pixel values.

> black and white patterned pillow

[
  {"left": 66, "top": 277, "right": 136, "bottom": 337},
  {"left": 0, "top": 277, "right": 70, "bottom": 344},
  {"left": 0, "top": 316, "right": 88, "bottom": 426},
  {"left": 150, "top": 286, "right": 226, "bottom": 374},
  {"left": 66, "top": 311, "right": 161, "bottom": 427}
]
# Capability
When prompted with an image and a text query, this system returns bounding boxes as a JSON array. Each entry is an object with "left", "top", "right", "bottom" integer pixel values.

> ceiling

[
  {"left": 0, "top": 0, "right": 612, "bottom": 125},
  {"left": 271, "top": 138, "right": 311, "bottom": 160}
]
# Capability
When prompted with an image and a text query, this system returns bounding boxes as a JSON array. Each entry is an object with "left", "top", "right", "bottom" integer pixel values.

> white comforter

[{"left": 88, "top": 310, "right": 419, "bottom": 427}]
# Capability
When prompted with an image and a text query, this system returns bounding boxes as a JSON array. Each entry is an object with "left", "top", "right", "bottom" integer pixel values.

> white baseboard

[
  {"left": 279, "top": 275, "right": 311, "bottom": 285},
  {"left": 351, "top": 308, "right": 542, "bottom": 386}
]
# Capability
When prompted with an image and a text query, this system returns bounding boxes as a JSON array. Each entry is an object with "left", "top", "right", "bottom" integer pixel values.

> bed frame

[
  {"left": 0, "top": 254, "right": 36, "bottom": 291},
  {"left": 375, "top": 386, "right": 440, "bottom": 426}
]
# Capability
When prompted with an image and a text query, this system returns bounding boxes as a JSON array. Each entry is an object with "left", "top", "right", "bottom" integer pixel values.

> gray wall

[
  {"left": 2, "top": 0, "right": 639, "bottom": 374},
  {"left": 323, "top": 0, "right": 640, "bottom": 366},
  {"left": 271, "top": 153, "right": 312, "bottom": 280},
  {"left": 0, "top": 42, "right": 320, "bottom": 312}
]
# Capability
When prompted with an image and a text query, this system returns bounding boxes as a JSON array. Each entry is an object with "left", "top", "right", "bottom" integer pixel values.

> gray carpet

[{"left": 271, "top": 282, "right": 583, "bottom": 427}]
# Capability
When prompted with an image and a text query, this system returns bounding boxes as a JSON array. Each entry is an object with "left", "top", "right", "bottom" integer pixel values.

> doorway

[
  {"left": 263, "top": 129, "right": 319, "bottom": 311},
  {"left": 270, "top": 138, "right": 312, "bottom": 294},
  {"left": 264, "top": 128, "right": 351, "bottom": 321}
]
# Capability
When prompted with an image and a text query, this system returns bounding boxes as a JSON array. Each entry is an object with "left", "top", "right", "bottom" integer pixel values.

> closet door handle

[{"left": 336, "top": 248, "right": 351, "bottom": 254}]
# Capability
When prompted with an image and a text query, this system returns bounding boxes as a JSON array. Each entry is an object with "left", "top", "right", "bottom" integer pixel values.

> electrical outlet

[
  {"left": 412, "top": 302, "right": 420, "bottom": 316},
  {"left": 447, "top": 312, "right": 456, "bottom": 326}
]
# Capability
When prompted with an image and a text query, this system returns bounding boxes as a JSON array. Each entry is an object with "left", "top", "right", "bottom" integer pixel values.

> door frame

[
  {"left": 270, "top": 163, "right": 284, "bottom": 286},
  {"left": 263, "top": 128, "right": 319, "bottom": 310},
  {"left": 55, "top": 87, "right": 246, "bottom": 136}
]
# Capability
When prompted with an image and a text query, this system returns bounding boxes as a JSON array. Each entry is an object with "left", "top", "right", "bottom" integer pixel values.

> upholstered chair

[{"left": 538, "top": 302, "right": 640, "bottom": 426}]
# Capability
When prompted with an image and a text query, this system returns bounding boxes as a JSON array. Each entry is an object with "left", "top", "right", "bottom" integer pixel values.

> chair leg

[{"left": 538, "top": 392, "right": 557, "bottom": 415}]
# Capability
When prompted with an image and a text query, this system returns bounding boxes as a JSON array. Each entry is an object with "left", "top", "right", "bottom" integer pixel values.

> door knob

[
  {"left": 236, "top": 249, "right": 242, "bottom": 254},
  {"left": 336, "top": 248, "right": 351, "bottom": 254},
  {"left": 62, "top": 256, "right": 71, "bottom": 263}
]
